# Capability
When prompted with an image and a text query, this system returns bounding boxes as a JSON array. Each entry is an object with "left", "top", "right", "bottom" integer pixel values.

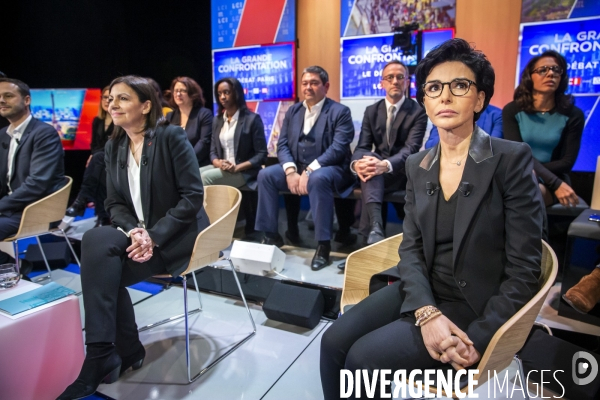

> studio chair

[
  {"left": 3, "top": 176, "right": 80, "bottom": 282},
  {"left": 340, "top": 233, "right": 403, "bottom": 314},
  {"left": 137, "top": 185, "right": 256, "bottom": 383},
  {"left": 410, "top": 240, "right": 558, "bottom": 399}
]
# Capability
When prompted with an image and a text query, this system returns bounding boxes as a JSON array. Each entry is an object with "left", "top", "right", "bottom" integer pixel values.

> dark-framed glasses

[
  {"left": 531, "top": 65, "right": 563, "bottom": 76},
  {"left": 382, "top": 74, "right": 405, "bottom": 82},
  {"left": 422, "top": 79, "right": 477, "bottom": 98}
]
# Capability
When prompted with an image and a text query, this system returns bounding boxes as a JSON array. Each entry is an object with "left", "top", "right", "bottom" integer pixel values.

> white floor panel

[
  {"left": 262, "top": 321, "right": 329, "bottom": 400},
  {"left": 97, "top": 287, "right": 328, "bottom": 400}
]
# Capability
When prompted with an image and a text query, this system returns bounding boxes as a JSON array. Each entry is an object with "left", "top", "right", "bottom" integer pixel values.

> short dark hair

[
  {"left": 214, "top": 77, "right": 247, "bottom": 115},
  {"left": 414, "top": 38, "right": 495, "bottom": 122},
  {"left": 108, "top": 75, "right": 167, "bottom": 140},
  {"left": 301, "top": 66, "right": 329, "bottom": 85},
  {"left": 514, "top": 50, "right": 572, "bottom": 113},
  {"left": 382, "top": 60, "right": 408, "bottom": 76},
  {"left": 169, "top": 76, "right": 205, "bottom": 109},
  {"left": 0, "top": 77, "right": 31, "bottom": 98}
]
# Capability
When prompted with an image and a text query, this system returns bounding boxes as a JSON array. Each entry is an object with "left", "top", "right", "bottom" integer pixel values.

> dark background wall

[{"left": 2, "top": 0, "right": 213, "bottom": 196}]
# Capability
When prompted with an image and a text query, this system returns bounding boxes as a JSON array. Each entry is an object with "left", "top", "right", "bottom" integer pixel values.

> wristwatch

[{"left": 305, "top": 168, "right": 312, "bottom": 177}]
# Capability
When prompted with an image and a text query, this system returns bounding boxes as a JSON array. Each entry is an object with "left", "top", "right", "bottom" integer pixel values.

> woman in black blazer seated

[
  {"left": 200, "top": 77, "right": 267, "bottom": 189},
  {"left": 320, "top": 39, "right": 545, "bottom": 399},
  {"left": 166, "top": 76, "right": 213, "bottom": 166},
  {"left": 66, "top": 85, "right": 113, "bottom": 226},
  {"left": 59, "top": 76, "right": 207, "bottom": 399},
  {"left": 503, "top": 50, "right": 584, "bottom": 208}
]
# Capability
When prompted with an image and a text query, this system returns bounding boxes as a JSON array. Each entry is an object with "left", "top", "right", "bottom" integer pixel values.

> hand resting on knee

[
  {"left": 126, "top": 228, "right": 155, "bottom": 263},
  {"left": 420, "top": 314, "right": 480, "bottom": 369}
]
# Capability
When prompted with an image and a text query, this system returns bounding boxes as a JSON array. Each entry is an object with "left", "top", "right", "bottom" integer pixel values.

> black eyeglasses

[
  {"left": 382, "top": 74, "right": 406, "bottom": 82},
  {"left": 531, "top": 65, "right": 563, "bottom": 76},
  {"left": 422, "top": 79, "right": 477, "bottom": 98}
]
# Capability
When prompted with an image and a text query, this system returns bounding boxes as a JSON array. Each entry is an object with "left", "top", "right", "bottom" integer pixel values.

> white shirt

[
  {"left": 282, "top": 97, "right": 327, "bottom": 174},
  {"left": 127, "top": 150, "right": 144, "bottom": 225},
  {"left": 350, "top": 96, "right": 406, "bottom": 174},
  {"left": 6, "top": 114, "right": 33, "bottom": 194},
  {"left": 219, "top": 110, "right": 239, "bottom": 165}
]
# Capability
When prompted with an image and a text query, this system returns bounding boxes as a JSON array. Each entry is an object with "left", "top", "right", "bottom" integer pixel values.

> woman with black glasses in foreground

[
  {"left": 320, "top": 39, "right": 545, "bottom": 399},
  {"left": 503, "top": 50, "right": 584, "bottom": 207}
]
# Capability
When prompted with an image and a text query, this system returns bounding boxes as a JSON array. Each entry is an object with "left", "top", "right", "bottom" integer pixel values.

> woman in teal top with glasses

[{"left": 503, "top": 50, "right": 585, "bottom": 207}]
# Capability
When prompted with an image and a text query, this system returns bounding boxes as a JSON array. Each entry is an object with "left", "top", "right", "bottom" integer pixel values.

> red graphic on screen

[
  {"left": 71, "top": 89, "right": 101, "bottom": 150},
  {"left": 235, "top": 0, "right": 286, "bottom": 46},
  {"left": 246, "top": 101, "right": 258, "bottom": 112}
]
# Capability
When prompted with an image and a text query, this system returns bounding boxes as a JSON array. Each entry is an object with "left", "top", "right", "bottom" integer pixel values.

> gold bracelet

[
  {"left": 416, "top": 311, "right": 442, "bottom": 327},
  {"left": 414, "top": 305, "right": 439, "bottom": 320}
]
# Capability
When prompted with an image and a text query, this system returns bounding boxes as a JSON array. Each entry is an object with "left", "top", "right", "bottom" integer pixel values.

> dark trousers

[
  {"left": 320, "top": 281, "right": 479, "bottom": 400},
  {"left": 78, "top": 151, "right": 107, "bottom": 218},
  {"left": 0, "top": 212, "right": 22, "bottom": 264},
  {"left": 80, "top": 226, "right": 167, "bottom": 356},
  {"left": 255, "top": 164, "right": 349, "bottom": 241},
  {"left": 283, "top": 196, "right": 355, "bottom": 235}
]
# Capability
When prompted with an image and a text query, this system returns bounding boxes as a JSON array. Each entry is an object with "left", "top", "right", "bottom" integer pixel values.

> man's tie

[{"left": 386, "top": 105, "right": 395, "bottom": 147}]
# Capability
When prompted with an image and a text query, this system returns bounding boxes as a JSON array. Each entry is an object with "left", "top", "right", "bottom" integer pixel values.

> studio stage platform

[{"left": 27, "top": 211, "right": 541, "bottom": 399}]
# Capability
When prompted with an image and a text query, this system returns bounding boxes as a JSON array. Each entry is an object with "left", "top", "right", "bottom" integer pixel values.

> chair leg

[
  {"left": 60, "top": 228, "right": 81, "bottom": 267},
  {"left": 33, "top": 236, "right": 52, "bottom": 283},
  {"left": 138, "top": 277, "right": 202, "bottom": 332},
  {"left": 183, "top": 275, "right": 192, "bottom": 382},
  {"left": 514, "top": 355, "right": 531, "bottom": 400},
  {"left": 192, "top": 271, "right": 203, "bottom": 311},
  {"left": 227, "top": 258, "right": 257, "bottom": 334}
]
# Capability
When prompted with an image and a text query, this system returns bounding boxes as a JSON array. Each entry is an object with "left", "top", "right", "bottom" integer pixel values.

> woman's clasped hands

[
  {"left": 420, "top": 314, "right": 481, "bottom": 370},
  {"left": 126, "top": 228, "right": 155, "bottom": 263}
]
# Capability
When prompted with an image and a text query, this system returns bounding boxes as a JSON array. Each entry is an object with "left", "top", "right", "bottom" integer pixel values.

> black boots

[
  {"left": 57, "top": 343, "right": 121, "bottom": 400},
  {"left": 65, "top": 197, "right": 87, "bottom": 217}
]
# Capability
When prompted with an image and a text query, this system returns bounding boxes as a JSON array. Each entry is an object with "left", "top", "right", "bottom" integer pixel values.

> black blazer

[
  {"left": 104, "top": 124, "right": 208, "bottom": 276},
  {"left": 0, "top": 117, "right": 65, "bottom": 216},
  {"left": 397, "top": 127, "right": 544, "bottom": 354},
  {"left": 210, "top": 108, "right": 267, "bottom": 189},
  {"left": 166, "top": 106, "right": 213, "bottom": 167},
  {"left": 352, "top": 98, "right": 427, "bottom": 175}
]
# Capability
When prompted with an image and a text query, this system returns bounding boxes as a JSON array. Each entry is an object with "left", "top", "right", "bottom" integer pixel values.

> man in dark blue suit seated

[
  {"left": 255, "top": 66, "right": 355, "bottom": 271},
  {"left": 425, "top": 103, "right": 503, "bottom": 149},
  {"left": 352, "top": 61, "right": 427, "bottom": 245},
  {"left": 0, "top": 78, "right": 65, "bottom": 270}
]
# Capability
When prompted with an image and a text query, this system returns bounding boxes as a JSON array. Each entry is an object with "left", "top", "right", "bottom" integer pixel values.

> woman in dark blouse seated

[
  {"left": 503, "top": 50, "right": 584, "bottom": 207},
  {"left": 320, "top": 39, "right": 545, "bottom": 399},
  {"left": 58, "top": 76, "right": 206, "bottom": 399},
  {"left": 66, "top": 85, "right": 113, "bottom": 226},
  {"left": 166, "top": 76, "right": 213, "bottom": 166},
  {"left": 201, "top": 77, "right": 267, "bottom": 189}
]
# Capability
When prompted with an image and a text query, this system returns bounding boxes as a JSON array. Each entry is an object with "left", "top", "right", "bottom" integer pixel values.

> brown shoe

[{"left": 563, "top": 268, "right": 600, "bottom": 313}]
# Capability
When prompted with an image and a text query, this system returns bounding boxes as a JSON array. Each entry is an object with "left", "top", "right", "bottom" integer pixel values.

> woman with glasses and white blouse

[{"left": 503, "top": 50, "right": 584, "bottom": 207}]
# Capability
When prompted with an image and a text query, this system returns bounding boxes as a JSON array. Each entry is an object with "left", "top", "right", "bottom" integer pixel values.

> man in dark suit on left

[
  {"left": 0, "top": 78, "right": 65, "bottom": 268},
  {"left": 0, "top": 71, "right": 8, "bottom": 130}
]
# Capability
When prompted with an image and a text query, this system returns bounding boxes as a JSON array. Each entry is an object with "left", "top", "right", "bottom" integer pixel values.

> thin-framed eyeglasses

[
  {"left": 422, "top": 79, "right": 477, "bottom": 98},
  {"left": 174, "top": 89, "right": 188, "bottom": 94},
  {"left": 531, "top": 65, "right": 563, "bottom": 77},
  {"left": 382, "top": 74, "right": 405, "bottom": 82}
]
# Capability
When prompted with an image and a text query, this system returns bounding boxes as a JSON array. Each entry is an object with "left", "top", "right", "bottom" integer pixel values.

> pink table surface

[{"left": 0, "top": 295, "right": 84, "bottom": 400}]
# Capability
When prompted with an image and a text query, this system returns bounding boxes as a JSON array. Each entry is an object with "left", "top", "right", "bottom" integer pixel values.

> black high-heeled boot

[
  {"left": 57, "top": 343, "right": 122, "bottom": 400},
  {"left": 119, "top": 342, "right": 146, "bottom": 375},
  {"left": 65, "top": 197, "right": 87, "bottom": 217}
]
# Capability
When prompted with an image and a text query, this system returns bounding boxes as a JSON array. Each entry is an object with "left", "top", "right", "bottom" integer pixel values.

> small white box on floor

[{"left": 230, "top": 240, "right": 285, "bottom": 276}]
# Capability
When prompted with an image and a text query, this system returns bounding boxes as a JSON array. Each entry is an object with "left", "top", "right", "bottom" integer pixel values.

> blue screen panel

[{"left": 212, "top": 42, "right": 296, "bottom": 102}]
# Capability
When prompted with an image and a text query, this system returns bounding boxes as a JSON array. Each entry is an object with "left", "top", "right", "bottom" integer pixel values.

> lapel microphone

[
  {"left": 426, "top": 182, "right": 440, "bottom": 196},
  {"left": 1, "top": 142, "right": 7, "bottom": 149},
  {"left": 142, "top": 155, "right": 148, "bottom": 166},
  {"left": 458, "top": 182, "right": 472, "bottom": 197}
]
